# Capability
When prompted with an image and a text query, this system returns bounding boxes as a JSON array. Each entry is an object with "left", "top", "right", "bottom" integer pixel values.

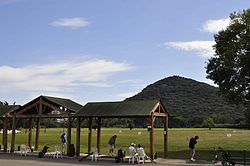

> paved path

[{"left": 0, "top": 153, "right": 224, "bottom": 166}]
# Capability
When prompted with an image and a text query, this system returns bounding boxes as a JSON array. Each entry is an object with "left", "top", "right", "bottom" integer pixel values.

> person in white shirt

[{"left": 128, "top": 143, "right": 137, "bottom": 156}]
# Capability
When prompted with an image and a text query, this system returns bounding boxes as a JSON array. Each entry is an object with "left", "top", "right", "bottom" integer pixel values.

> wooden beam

[
  {"left": 149, "top": 112, "right": 154, "bottom": 162},
  {"left": 76, "top": 117, "right": 81, "bottom": 156},
  {"left": 67, "top": 110, "right": 72, "bottom": 156},
  {"left": 163, "top": 116, "right": 168, "bottom": 158},
  {"left": 150, "top": 102, "right": 160, "bottom": 114},
  {"left": 3, "top": 117, "right": 8, "bottom": 151},
  {"left": 35, "top": 101, "right": 42, "bottom": 151},
  {"left": 10, "top": 116, "right": 16, "bottom": 152},
  {"left": 88, "top": 117, "right": 93, "bottom": 154},
  {"left": 41, "top": 102, "right": 68, "bottom": 116},
  {"left": 14, "top": 114, "right": 69, "bottom": 118},
  {"left": 35, "top": 118, "right": 40, "bottom": 151},
  {"left": 28, "top": 118, "right": 32, "bottom": 148},
  {"left": 15, "top": 102, "right": 38, "bottom": 115},
  {"left": 152, "top": 112, "right": 167, "bottom": 117},
  {"left": 96, "top": 117, "right": 101, "bottom": 153}
]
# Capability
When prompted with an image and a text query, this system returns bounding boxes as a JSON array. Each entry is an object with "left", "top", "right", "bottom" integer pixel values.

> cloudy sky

[{"left": 0, "top": 0, "right": 249, "bottom": 105}]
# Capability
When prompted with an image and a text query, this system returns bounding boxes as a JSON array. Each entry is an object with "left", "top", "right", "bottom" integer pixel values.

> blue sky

[{"left": 0, "top": 0, "right": 249, "bottom": 105}]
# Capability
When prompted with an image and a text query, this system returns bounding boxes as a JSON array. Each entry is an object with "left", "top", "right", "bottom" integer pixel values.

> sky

[{"left": 0, "top": 0, "right": 249, "bottom": 105}]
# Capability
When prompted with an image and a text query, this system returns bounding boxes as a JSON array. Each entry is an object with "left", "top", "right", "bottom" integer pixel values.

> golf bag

[
  {"left": 216, "top": 147, "right": 236, "bottom": 166},
  {"left": 38, "top": 145, "right": 49, "bottom": 158},
  {"left": 115, "top": 149, "right": 125, "bottom": 163}
]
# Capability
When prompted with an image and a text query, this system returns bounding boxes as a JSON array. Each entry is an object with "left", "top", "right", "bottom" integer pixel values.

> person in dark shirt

[{"left": 189, "top": 136, "right": 199, "bottom": 161}]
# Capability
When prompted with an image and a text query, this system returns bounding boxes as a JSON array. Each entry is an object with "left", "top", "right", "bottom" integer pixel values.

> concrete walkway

[{"left": 0, "top": 153, "right": 225, "bottom": 166}]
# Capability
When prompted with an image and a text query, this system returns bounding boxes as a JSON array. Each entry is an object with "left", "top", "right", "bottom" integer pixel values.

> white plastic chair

[
  {"left": 52, "top": 146, "right": 62, "bottom": 158},
  {"left": 7, "top": 143, "right": 11, "bottom": 153},
  {"left": 137, "top": 148, "right": 145, "bottom": 164},
  {"left": 20, "top": 144, "right": 28, "bottom": 156},
  {"left": 90, "top": 148, "right": 99, "bottom": 162}
]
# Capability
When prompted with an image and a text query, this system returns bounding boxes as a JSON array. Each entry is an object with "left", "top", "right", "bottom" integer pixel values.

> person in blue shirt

[{"left": 61, "top": 132, "right": 67, "bottom": 154}]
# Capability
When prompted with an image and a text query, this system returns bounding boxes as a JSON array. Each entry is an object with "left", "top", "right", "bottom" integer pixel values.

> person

[
  {"left": 137, "top": 144, "right": 145, "bottom": 157},
  {"left": 61, "top": 132, "right": 67, "bottom": 154},
  {"left": 108, "top": 135, "right": 117, "bottom": 156},
  {"left": 137, "top": 144, "right": 150, "bottom": 160},
  {"left": 128, "top": 143, "right": 137, "bottom": 163},
  {"left": 128, "top": 143, "right": 136, "bottom": 156},
  {"left": 189, "top": 136, "right": 199, "bottom": 161}
]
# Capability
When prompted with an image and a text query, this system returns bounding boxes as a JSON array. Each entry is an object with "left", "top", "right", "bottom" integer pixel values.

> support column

[
  {"left": 67, "top": 111, "right": 72, "bottom": 156},
  {"left": 149, "top": 113, "right": 154, "bottom": 161},
  {"left": 76, "top": 117, "right": 81, "bottom": 156},
  {"left": 28, "top": 118, "right": 32, "bottom": 148},
  {"left": 163, "top": 116, "right": 168, "bottom": 158},
  {"left": 88, "top": 117, "right": 92, "bottom": 154},
  {"left": 3, "top": 117, "right": 8, "bottom": 151},
  {"left": 96, "top": 117, "right": 101, "bottom": 153},
  {"left": 35, "top": 118, "right": 40, "bottom": 151},
  {"left": 11, "top": 116, "right": 16, "bottom": 152}
]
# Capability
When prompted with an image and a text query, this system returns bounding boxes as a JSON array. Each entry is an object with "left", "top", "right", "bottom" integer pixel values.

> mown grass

[{"left": 0, "top": 128, "right": 249, "bottom": 160}]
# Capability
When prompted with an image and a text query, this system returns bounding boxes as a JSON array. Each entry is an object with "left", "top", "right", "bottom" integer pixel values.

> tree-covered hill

[{"left": 126, "top": 76, "right": 245, "bottom": 127}]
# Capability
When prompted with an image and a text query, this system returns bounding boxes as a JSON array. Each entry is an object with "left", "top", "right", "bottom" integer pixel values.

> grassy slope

[{"left": 0, "top": 128, "right": 249, "bottom": 160}]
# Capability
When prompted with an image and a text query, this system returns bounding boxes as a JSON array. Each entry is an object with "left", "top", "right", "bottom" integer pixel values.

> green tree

[
  {"left": 206, "top": 8, "right": 250, "bottom": 127},
  {"left": 201, "top": 117, "right": 215, "bottom": 130}
]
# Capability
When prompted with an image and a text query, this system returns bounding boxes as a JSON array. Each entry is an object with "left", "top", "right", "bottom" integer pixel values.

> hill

[{"left": 126, "top": 76, "right": 245, "bottom": 127}]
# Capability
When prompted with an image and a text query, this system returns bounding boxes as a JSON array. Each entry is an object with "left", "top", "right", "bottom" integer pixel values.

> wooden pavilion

[
  {"left": 0, "top": 105, "right": 20, "bottom": 151},
  {"left": 75, "top": 100, "right": 169, "bottom": 160},
  {"left": 6, "top": 95, "right": 82, "bottom": 155}
]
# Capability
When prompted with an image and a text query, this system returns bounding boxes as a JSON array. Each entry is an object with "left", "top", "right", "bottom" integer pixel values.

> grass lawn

[{"left": 0, "top": 128, "right": 249, "bottom": 160}]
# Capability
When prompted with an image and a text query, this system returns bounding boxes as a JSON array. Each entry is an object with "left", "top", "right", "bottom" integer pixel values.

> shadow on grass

[
  {"left": 162, "top": 150, "right": 250, "bottom": 161},
  {"left": 0, "top": 153, "right": 123, "bottom": 165}
]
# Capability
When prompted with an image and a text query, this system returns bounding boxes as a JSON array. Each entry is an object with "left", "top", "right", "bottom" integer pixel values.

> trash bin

[{"left": 67, "top": 144, "right": 75, "bottom": 157}]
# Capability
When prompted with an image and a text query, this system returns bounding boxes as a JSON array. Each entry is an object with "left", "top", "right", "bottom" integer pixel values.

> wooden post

[
  {"left": 35, "top": 101, "right": 42, "bottom": 151},
  {"left": 11, "top": 116, "right": 16, "bottom": 152},
  {"left": 35, "top": 118, "right": 40, "bottom": 151},
  {"left": 67, "top": 111, "right": 72, "bottom": 156},
  {"left": 3, "top": 117, "right": 8, "bottom": 151},
  {"left": 163, "top": 116, "right": 168, "bottom": 158},
  {"left": 88, "top": 117, "right": 92, "bottom": 154},
  {"left": 28, "top": 118, "right": 32, "bottom": 148},
  {"left": 149, "top": 113, "right": 154, "bottom": 161},
  {"left": 97, "top": 117, "right": 101, "bottom": 153},
  {"left": 76, "top": 117, "right": 81, "bottom": 156}
]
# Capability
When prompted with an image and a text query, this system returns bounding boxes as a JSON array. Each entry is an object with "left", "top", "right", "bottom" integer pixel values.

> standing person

[
  {"left": 189, "top": 136, "right": 199, "bottom": 161},
  {"left": 108, "top": 135, "right": 117, "bottom": 156},
  {"left": 61, "top": 132, "right": 67, "bottom": 154}
]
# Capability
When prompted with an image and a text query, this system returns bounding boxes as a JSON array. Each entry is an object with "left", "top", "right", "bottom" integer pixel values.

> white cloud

[
  {"left": 50, "top": 17, "right": 90, "bottom": 29},
  {"left": 0, "top": 59, "right": 133, "bottom": 94},
  {"left": 165, "top": 40, "right": 215, "bottom": 58},
  {"left": 203, "top": 18, "right": 230, "bottom": 33}
]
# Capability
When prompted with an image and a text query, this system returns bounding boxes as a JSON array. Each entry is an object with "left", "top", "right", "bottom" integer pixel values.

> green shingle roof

[
  {"left": 42, "top": 96, "right": 83, "bottom": 112},
  {"left": 76, "top": 100, "right": 164, "bottom": 117},
  {"left": 0, "top": 105, "right": 20, "bottom": 117}
]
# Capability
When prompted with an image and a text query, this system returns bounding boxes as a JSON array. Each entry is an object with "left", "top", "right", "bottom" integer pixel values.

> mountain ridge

[{"left": 126, "top": 76, "right": 245, "bottom": 127}]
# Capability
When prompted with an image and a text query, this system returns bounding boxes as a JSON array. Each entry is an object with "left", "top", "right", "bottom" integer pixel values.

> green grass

[{"left": 1, "top": 128, "right": 250, "bottom": 160}]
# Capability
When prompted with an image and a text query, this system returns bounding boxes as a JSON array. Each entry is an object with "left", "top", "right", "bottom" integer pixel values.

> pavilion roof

[
  {"left": 0, "top": 105, "right": 20, "bottom": 117},
  {"left": 75, "top": 100, "right": 168, "bottom": 118},
  {"left": 10, "top": 95, "right": 83, "bottom": 118}
]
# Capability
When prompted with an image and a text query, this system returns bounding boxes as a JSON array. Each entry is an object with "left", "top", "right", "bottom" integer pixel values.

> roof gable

[{"left": 11, "top": 95, "right": 83, "bottom": 118}]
